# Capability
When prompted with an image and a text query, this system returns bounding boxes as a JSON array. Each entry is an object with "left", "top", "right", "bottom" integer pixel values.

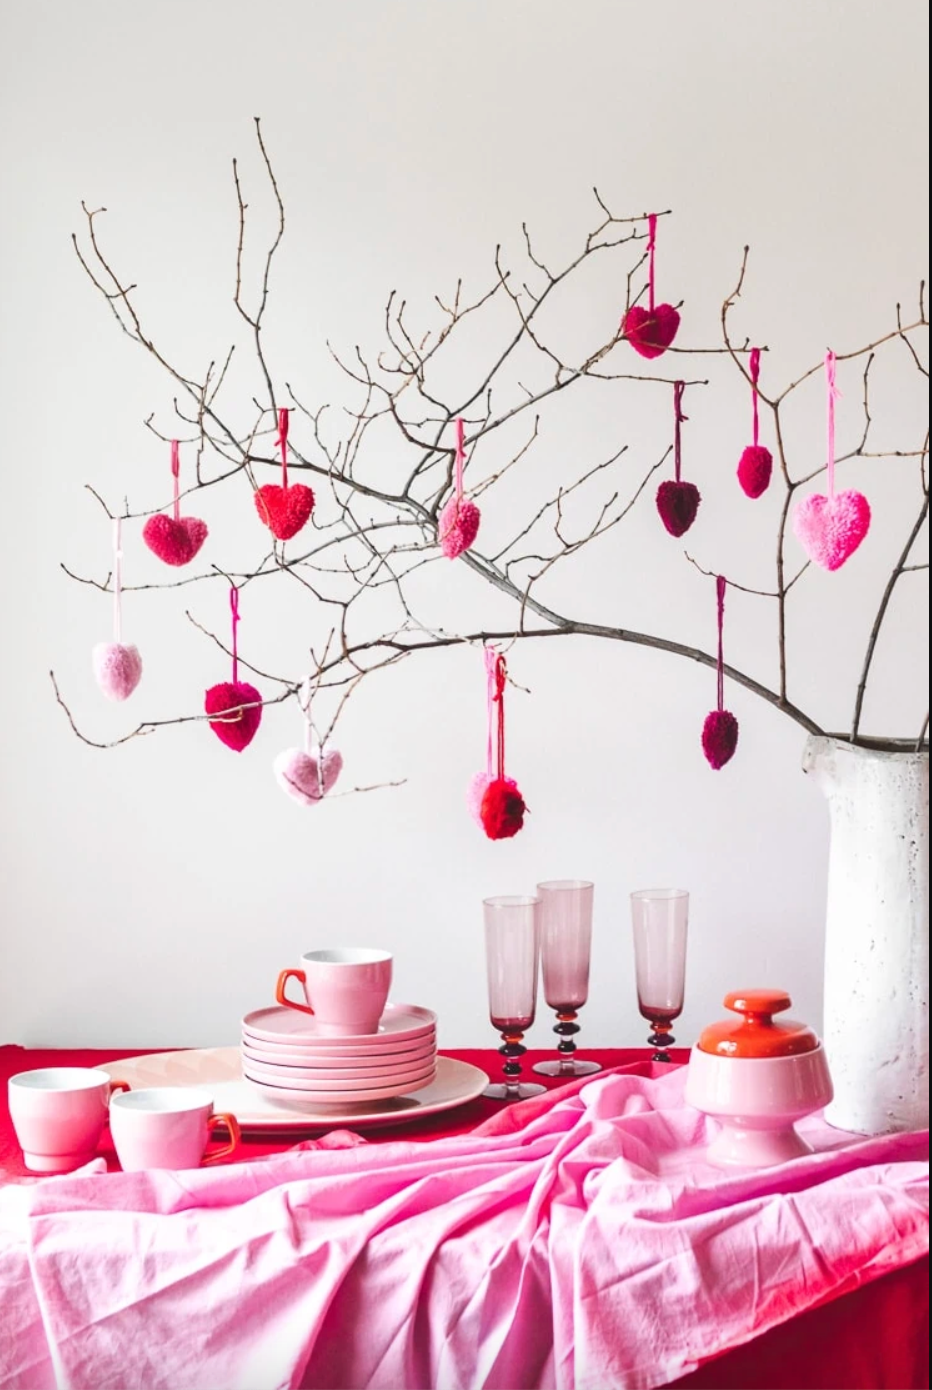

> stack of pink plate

[{"left": 240, "top": 1003, "right": 438, "bottom": 1106}]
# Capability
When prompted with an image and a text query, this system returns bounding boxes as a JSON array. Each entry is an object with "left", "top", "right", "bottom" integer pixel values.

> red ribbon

[
  {"left": 493, "top": 654, "right": 508, "bottom": 780},
  {"left": 230, "top": 586, "right": 241, "bottom": 684},
  {"left": 170, "top": 440, "right": 181, "bottom": 521},
  {"left": 277, "top": 409, "right": 290, "bottom": 489},
  {"left": 749, "top": 348, "right": 762, "bottom": 448},
  {"left": 673, "top": 381, "right": 687, "bottom": 482},
  {"left": 647, "top": 213, "right": 658, "bottom": 313},
  {"left": 715, "top": 575, "right": 727, "bottom": 712}
]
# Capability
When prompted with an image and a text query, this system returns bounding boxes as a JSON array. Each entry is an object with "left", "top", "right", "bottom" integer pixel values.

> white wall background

[{"left": 0, "top": 0, "right": 928, "bottom": 1051}]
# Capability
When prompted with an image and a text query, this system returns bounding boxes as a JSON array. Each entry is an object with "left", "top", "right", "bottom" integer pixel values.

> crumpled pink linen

[{"left": 0, "top": 1066, "right": 927, "bottom": 1390}]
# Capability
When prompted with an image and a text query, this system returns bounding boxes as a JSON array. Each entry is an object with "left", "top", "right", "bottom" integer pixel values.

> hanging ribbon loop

[
  {"left": 454, "top": 418, "right": 466, "bottom": 505},
  {"left": 170, "top": 440, "right": 181, "bottom": 522},
  {"left": 715, "top": 575, "right": 727, "bottom": 713},
  {"left": 229, "top": 586, "right": 241, "bottom": 684},
  {"left": 493, "top": 654, "right": 508, "bottom": 780},
  {"left": 647, "top": 212, "right": 658, "bottom": 313},
  {"left": 112, "top": 517, "right": 123, "bottom": 644},
  {"left": 825, "top": 351, "right": 841, "bottom": 499},
  {"left": 749, "top": 348, "right": 762, "bottom": 448},
  {"left": 673, "top": 381, "right": 687, "bottom": 482},
  {"left": 277, "top": 409, "right": 290, "bottom": 489}
]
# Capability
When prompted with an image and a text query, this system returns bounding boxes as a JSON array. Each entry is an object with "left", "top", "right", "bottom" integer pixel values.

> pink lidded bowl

[{"left": 685, "top": 990, "right": 833, "bottom": 1167}]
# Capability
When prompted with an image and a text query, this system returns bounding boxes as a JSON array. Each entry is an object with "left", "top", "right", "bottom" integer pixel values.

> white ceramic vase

[{"left": 803, "top": 735, "right": 929, "bottom": 1135}]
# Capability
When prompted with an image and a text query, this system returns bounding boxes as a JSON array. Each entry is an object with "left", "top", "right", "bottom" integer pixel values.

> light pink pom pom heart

[
  {"left": 439, "top": 497, "right": 481, "bottom": 559},
  {"left": 793, "top": 490, "right": 871, "bottom": 572},
  {"left": 274, "top": 747, "right": 343, "bottom": 806},
  {"left": 92, "top": 642, "right": 143, "bottom": 702}
]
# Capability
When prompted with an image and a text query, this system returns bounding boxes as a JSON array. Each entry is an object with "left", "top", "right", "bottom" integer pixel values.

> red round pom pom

[
  {"left": 702, "top": 709, "right": 739, "bottom": 770},
  {"left": 205, "top": 681, "right": 263, "bottom": 752},
  {"left": 656, "top": 480, "right": 701, "bottom": 537},
  {"left": 737, "top": 445, "right": 773, "bottom": 499},
  {"left": 479, "top": 777, "right": 526, "bottom": 840}
]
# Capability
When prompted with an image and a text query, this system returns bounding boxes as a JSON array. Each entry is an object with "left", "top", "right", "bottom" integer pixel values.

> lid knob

[{"left": 697, "top": 988, "right": 819, "bottom": 1057}]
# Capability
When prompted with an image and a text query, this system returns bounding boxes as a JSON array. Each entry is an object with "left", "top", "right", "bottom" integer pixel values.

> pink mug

[
  {"left": 8, "top": 1068, "right": 130, "bottom": 1173},
  {"left": 109, "top": 1088, "right": 241, "bottom": 1171},
  {"left": 276, "top": 948, "right": 393, "bottom": 1036}
]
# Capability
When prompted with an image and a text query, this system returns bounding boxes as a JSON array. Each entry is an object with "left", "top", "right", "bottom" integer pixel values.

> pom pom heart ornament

[
  {"left": 274, "top": 747, "right": 343, "bottom": 806},
  {"left": 737, "top": 445, "right": 773, "bottom": 500},
  {"left": 480, "top": 777, "right": 527, "bottom": 840},
  {"left": 142, "top": 442, "right": 208, "bottom": 567},
  {"left": 793, "top": 491, "right": 871, "bottom": 572},
  {"left": 656, "top": 383, "right": 700, "bottom": 537},
  {"left": 255, "top": 410, "right": 315, "bottom": 542},
  {"left": 439, "top": 419, "right": 480, "bottom": 559},
  {"left": 656, "top": 480, "right": 701, "bottom": 537},
  {"left": 622, "top": 215, "right": 679, "bottom": 360},
  {"left": 623, "top": 304, "right": 681, "bottom": 361},
  {"left": 204, "top": 589, "right": 262, "bottom": 752},
  {"left": 93, "top": 643, "right": 142, "bottom": 703},
  {"left": 702, "top": 577, "right": 739, "bottom": 771},
  {"left": 702, "top": 709, "right": 739, "bottom": 771},
  {"left": 792, "top": 352, "right": 871, "bottom": 571},
  {"left": 737, "top": 350, "right": 773, "bottom": 499}
]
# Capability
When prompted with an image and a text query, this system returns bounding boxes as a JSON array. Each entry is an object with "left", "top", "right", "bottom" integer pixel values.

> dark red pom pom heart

[
  {"left": 255, "top": 483, "right": 315, "bottom": 541},
  {"left": 623, "top": 304, "right": 681, "bottom": 359},
  {"left": 204, "top": 681, "right": 263, "bottom": 752},
  {"left": 142, "top": 514, "right": 208, "bottom": 567},
  {"left": 737, "top": 445, "right": 773, "bottom": 499},
  {"left": 702, "top": 709, "right": 739, "bottom": 770},
  {"left": 656, "top": 480, "right": 701, "bottom": 537},
  {"left": 480, "top": 777, "right": 527, "bottom": 840}
]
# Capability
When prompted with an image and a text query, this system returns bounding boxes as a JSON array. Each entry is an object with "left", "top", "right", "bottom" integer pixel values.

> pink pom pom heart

[
  {"left": 274, "top": 747, "right": 343, "bottom": 806},
  {"left": 204, "top": 680, "right": 263, "bottom": 752},
  {"left": 92, "top": 642, "right": 142, "bottom": 702},
  {"left": 656, "top": 480, "right": 701, "bottom": 537},
  {"left": 143, "top": 514, "right": 208, "bottom": 567},
  {"left": 622, "top": 304, "right": 681, "bottom": 360},
  {"left": 439, "top": 497, "right": 481, "bottom": 559},
  {"left": 793, "top": 490, "right": 871, "bottom": 572},
  {"left": 702, "top": 709, "right": 739, "bottom": 770},
  {"left": 255, "top": 483, "right": 315, "bottom": 541},
  {"left": 467, "top": 771, "right": 492, "bottom": 828},
  {"left": 737, "top": 445, "right": 773, "bottom": 500}
]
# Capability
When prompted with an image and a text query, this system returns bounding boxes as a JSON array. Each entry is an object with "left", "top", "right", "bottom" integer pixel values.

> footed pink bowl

[{"left": 685, "top": 1045, "right": 833, "bottom": 1167}]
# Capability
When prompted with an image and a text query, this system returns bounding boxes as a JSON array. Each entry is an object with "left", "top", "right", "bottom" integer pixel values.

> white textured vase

[{"left": 803, "top": 735, "right": 929, "bottom": 1135}]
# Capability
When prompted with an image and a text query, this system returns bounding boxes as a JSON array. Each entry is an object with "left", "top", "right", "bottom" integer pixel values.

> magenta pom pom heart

[
  {"left": 92, "top": 642, "right": 143, "bottom": 702},
  {"left": 622, "top": 304, "right": 681, "bottom": 360},
  {"left": 204, "top": 681, "right": 263, "bottom": 752},
  {"left": 793, "top": 490, "right": 871, "bottom": 572},
  {"left": 702, "top": 709, "right": 739, "bottom": 770},
  {"left": 737, "top": 445, "right": 773, "bottom": 499},
  {"left": 143, "top": 513, "right": 208, "bottom": 567},
  {"left": 439, "top": 497, "right": 481, "bottom": 559},
  {"left": 255, "top": 483, "right": 315, "bottom": 541},
  {"left": 274, "top": 746, "right": 343, "bottom": 805},
  {"left": 656, "top": 480, "right": 701, "bottom": 537}
]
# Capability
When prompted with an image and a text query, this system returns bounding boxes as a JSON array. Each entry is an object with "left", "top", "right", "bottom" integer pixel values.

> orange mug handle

[
  {"left": 276, "top": 967, "right": 314, "bottom": 1015},
  {"left": 108, "top": 1080, "right": 131, "bottom": 1097},
  {"left": 202, "top": 1113, "right": 241, "bottom": 1166}
]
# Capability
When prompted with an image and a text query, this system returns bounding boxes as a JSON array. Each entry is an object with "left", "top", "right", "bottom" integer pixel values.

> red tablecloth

[{"left": 1, "top": 1044, "right": 927, "bottom": 1390}]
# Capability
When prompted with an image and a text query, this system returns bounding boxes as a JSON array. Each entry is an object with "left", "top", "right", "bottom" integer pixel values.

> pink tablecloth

[{"left": 0, "top": 1051, "right": 927, "bottom": 1390}]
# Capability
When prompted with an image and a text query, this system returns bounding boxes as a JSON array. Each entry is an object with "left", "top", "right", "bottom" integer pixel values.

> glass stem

[
  {"left": 554, "top": 1010, "right": 580, "bottom": 1075},
  {"left": 499, "top": 1030, "right": 526, "bottom": 1097},
  {"left": 647, "top": 1021, "right": 675, "bottom": 1063}
]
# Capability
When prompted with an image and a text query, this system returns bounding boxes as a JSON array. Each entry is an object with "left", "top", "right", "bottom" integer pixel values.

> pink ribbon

[
  {"left": 749, "top": 348, "right": 762, "bottom": 448},
  {"left": 647, "top": 213, "right": 657, "bottom": 313},
  {"left": 673, "top": 381, "right": 687, "bottom": 482},
  {"left": 112, "top": 517, "right": 123, "bottom": 644},
  {"left": 277, "top": 409, "right": 290, "bottom": 489},
  {"left": 825, "top": 351, "right": 841, "bottom": 499},
  {"left": 716, "top": 575, "right": 727, "bottom": 712},
  {"left": 170, "top": 440, "right": 181, "bottom": 522},
  {"left": 230, "top": 587, "right": 241, "bottom": 683},
  {"left": 454, "top": 418, "right": 466, "bottom": 505}
]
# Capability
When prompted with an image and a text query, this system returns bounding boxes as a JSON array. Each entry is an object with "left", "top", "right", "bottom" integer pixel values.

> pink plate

[
  {"left": 241, "top": 1038, "right": 437, "bottom": 1072},
  {"left": 243, "top": 1058, "right": 436, "bottom": 1092},
  {"left": 242, "top": 1002, "right": 437, "bottom": 1049},
  {"left": 244, "top": 1067, "right": 437, "bottom": 1106},
  {"left": 239, "top": 1027, "right": 436, "bottom": 1063},
  {"left": 103, "top": 1050, "right": 488, "bottom": 1131}
]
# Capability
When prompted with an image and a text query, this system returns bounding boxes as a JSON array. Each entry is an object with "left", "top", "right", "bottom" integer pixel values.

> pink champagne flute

[
  {"left": 532, "top": 880, "right": 602, "bottom": 1078},
  {"left": 483, "top": 895, "right": 546, "bottom": 1101},
  {"left": 630, "top": 888, "right": 689, "bottom": 1062}
]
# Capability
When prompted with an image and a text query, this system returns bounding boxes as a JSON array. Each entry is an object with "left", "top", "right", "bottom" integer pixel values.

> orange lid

[{"left": 697, "top": 990, "right": 819, "bottom": 1058}]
